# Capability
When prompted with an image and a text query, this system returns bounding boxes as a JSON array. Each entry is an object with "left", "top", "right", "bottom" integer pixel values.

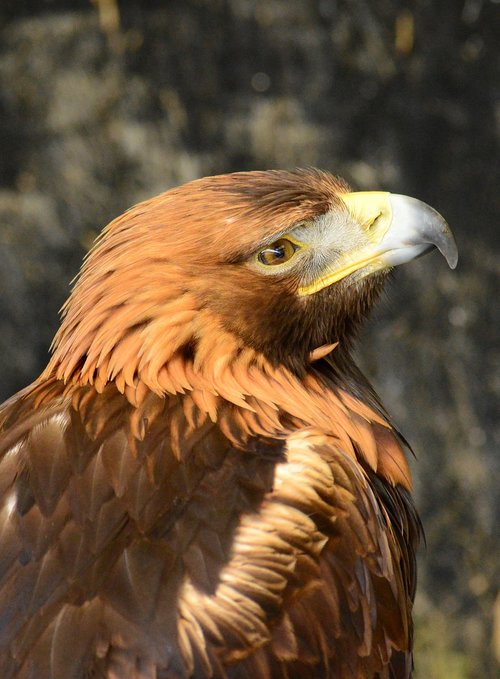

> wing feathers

[{"left": 0, "top": 373, "right": 417, "bottom": 678}]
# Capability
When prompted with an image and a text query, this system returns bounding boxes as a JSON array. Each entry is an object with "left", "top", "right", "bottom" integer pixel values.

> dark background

[{"left": 0, "top": 1, "right": 498, "bottom": 677}]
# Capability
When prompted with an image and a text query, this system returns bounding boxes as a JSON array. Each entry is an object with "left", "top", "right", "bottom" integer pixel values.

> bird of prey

[{"left": 0, "top": 169, "right": 457, "bottom": 678}]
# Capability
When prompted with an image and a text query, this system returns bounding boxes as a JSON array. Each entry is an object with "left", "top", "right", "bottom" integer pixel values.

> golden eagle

[{"left": 0, "top": 170, "right": 457, "bottom": 678}]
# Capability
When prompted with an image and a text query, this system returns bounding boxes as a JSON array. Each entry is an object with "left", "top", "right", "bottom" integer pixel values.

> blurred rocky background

[{"left": 0, "top": 0, "right": 498, "bottom": 677}]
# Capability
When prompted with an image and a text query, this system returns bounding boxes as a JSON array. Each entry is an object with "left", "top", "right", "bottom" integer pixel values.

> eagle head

[{"left": 46, "top": 169, "right": 457, "bottom": 390}]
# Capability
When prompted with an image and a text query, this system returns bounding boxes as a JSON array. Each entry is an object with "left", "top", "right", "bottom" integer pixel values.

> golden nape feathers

[{"left": 0, "top": 169, "right": 457, "bottom": 678}]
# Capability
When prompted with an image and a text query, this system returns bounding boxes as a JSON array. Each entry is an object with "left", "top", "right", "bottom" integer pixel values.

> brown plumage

[{"left": 0, "top": 169, "right": 457, "bottom": 678}]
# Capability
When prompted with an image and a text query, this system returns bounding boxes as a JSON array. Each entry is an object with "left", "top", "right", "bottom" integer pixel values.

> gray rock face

[{"left": 0, "top": 2, "right": 498, "bottom": 677}]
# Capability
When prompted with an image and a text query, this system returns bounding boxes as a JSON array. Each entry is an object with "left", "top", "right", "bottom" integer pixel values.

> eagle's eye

[{"left": 257, "top": 238, "right": 300, "bottom": 266}]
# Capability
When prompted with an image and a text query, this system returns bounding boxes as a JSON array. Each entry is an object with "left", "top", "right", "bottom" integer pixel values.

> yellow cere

[
  {"left": 340, "top": 192, "right": 392, "bottom": 242},
  {"left": 298, "top": 191, "right": 393, "bottom": 297}
]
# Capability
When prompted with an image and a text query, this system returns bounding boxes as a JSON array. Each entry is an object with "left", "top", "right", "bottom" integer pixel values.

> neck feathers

[{"left": 41, "top": 297, "right": 411, "bottom": 492}]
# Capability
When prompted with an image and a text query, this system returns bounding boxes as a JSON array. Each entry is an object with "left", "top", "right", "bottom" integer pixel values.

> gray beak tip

[
  {"left": 389, "top": 194, "right": 459, "bottom": 271},
  {"left": 435, "top": 223, "right": 458, "bottom": 270}
]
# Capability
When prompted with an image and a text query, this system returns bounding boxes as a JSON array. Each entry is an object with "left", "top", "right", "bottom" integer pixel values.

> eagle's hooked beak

[{"left": 298, "top": 191, "right": 458, "bottom": 297}]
